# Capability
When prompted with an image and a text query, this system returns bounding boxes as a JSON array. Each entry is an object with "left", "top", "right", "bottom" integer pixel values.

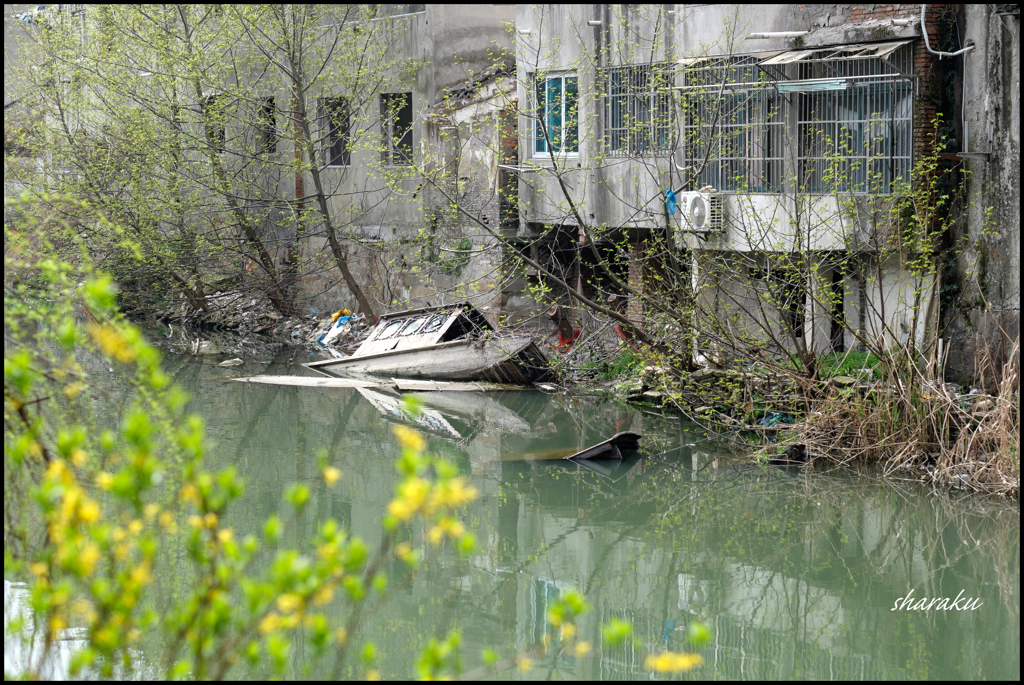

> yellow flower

[
  {"left": 428, "top": 526, "right": 444, "bottom": 545},
  {"left": 312, "top": 585, "right": 334, "bottom": 606},
  {"left": 334, "top": 627, "right": 348, "bottom": 644},
  {"left": 158, "top": 511, "right": 177, "bottom": 533},
  {"left": 96, "top": 472, "right": 114, "bottom": 490},
  {"left": 143, "top": 503, "right": 161, "bottom": 520},
  {"left": 89, "top": 324, "right": 137, "bottom": 364},
  {"left": 78, "top": 497, "right": 101, "bottom": 524},
  {"left": 203, "top": 512, "right": 218, "bottom": 528},
  {"left": 323, "top": 466, "right": 342, "bottom": 486},
  {"left": 64, "top": 382, "right": 85, "bottom": 400},
  {"left": 562, "top": 623, "right": 577, "bottom": 639},
  {"left": 129, "top": 562, "right": 152, "bottom": 586},
  {"left": 70, "top": 448, "right": 88, "bottom": 468},
  {"left": 179, "top": 483, "right": 200, "bottom": 505},
  {"left": 258, "top": 612, "right": 280, "bottom": 635},
  {"left": 79, "top": 543, "right": 100, "bottom": 576},
  {"left": 515, "top": 655, "right": 533, "bottom": 674},
  {"left": 427, "top": 477, "right": 478, "bottom": 512},
  {"left": 217, "top": 528, "right": 234, "bottom": 543},
  {"left": 394, "top": 542, "right": 413, "bottom": 561},
  {"left": 49, "top": 613, "right": 67, "bottom": 637},
  {"left": 114, "top": 543, "right": 130, "bottom": 561},
  {"left": 575, "top": 641, "right": 592, "bottom": 657},
  {"left": 112, "top": 527, "right": 127, "bottom": 542},
  {"left": 128, "top": 519, "right": 144, "bottom": 534},
  {"left": 365, "top": 669, "right": 381, "bottom": 681},
  {"left": 386, "top": 477, "right": 430, "bottom": 521},
  {"left": 392, "top": 425, "right": 426, "bottom": 453},
  {"left": 187, "top": 515, "right": 203, "bottom": 529},
  {"left": 45, "top": 459, "right": 70, "bottom": 484},
  {"left": 644, "top": 651, "right": 703, "bottom": 673},
  {"left": 30, "top": 562, "right": 48, "bottom": 577},
  {"left": 276, "top": 593, "right": 303, "bottom": 614}
]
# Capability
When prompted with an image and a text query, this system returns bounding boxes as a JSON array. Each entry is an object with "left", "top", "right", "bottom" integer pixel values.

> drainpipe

[{"left": 920, "top": 5, "right": 975, "bottom": 58}]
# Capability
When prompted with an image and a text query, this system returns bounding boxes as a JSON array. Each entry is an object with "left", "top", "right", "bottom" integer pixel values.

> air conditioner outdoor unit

[{"left": 678, "top": 191, "right": 725, "bottom": 234}]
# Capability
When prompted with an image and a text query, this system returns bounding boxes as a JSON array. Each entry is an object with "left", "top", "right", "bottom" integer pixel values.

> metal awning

[{"left": 760, "top": 40, "right": 912, "bottom": 66}]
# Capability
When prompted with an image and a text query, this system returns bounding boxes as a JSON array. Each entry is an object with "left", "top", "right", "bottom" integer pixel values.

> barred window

[
  {"left": 381, "top": 92, "right": 413, "bottom": 166},
  {"left": 795, "top": 44, "right": 913, "bottom": 194},
  {"left": 319, "top": 96, "right": 350, "bottom": 167},
  {"left": 258, "top": 97, "right": 276, "bottom": 155},
  {"left": 679, "top": 56, "right": 784, "bottom": 192},
  {"left": 604, "top": 64, "right": 674, "bottom": 155}
]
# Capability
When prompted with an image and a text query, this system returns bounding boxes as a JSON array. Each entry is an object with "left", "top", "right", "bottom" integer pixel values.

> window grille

[
  {"left": 604, "top": 64, "right": 674, "bottom": 156},
  {"left": 796, "top": 44, "right": 913, "bottom": 194},
  {"left": 258, "top": 97, "right": 276, "bottom": 155},
  {"left": 534, "top": 73, "right": 578, "bottom": 155},
  {"left": 680, "top": 56, "right": 784, "bottom": 192},
  {"left": 202, "top": 94, "right": 226, "bottom": 154},
  {"left": 380, "top": 92, "right": 413, "bottom": 165},
  {"left": 319, "top": 96, "right": 350, "bottom": 166}
]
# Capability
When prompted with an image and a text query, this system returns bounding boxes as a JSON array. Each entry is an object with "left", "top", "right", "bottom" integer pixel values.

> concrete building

[{"left": 512, "top": 4, "right": 1019, "bottom": 378}]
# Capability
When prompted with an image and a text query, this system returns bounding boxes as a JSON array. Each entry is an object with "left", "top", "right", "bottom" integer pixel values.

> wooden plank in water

[
  {"left": 233, "top": 375, "right": 383, "bottom": 389},
  {"left": 391, "top": 378, "right": 525, "bottom": 392}
]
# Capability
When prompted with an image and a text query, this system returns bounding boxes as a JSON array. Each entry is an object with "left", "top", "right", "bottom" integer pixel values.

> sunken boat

[{"left": 304, "top": 303, "right": 551, "bottom": 385}]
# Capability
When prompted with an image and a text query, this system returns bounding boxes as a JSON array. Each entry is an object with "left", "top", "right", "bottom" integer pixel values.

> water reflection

[{"left": 66, "top": 354, "right": 1024, "bottom": 679}]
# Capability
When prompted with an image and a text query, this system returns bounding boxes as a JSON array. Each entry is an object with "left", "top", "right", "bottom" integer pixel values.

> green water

[{"left": 40, "top": 353, "right": 1024, "bottom": 679}]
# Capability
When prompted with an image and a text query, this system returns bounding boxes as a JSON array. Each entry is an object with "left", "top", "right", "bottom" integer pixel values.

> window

[
  {"left": 604, "top": 64, "right": 674, "bottom": 155},
  {"left": 318, "top": 96, "right": 350, "bottom": 166},
  {"left": 680, "top": 56, "right": 784, "bottom": 192},
  {"left": 202, "top": 94, "right": 226, "bottom": 153},
  {"left": 534, "top": 73, "right": 578, "bottom": 155},
  {"left": 258, "top": 97, "right": 276, "bottom": 155},
  {"left": 795, "top": 45, "right": 913, "bottom": 194},
  {"left": 380, "top": 92, "right": 413, "bottom": 165}
]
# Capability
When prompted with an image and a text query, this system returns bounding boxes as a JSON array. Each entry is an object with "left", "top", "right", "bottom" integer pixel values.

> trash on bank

[{"left": 218, "top": 358, "right": 244, "bottom": 367}]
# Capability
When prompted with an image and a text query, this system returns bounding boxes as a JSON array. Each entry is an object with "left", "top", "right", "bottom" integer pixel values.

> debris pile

[{"left": 303, "top": 309, "right": 371, "bottom": 357}]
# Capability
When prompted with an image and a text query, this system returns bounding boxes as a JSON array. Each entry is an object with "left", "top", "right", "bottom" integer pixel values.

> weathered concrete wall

[{"left": 945, "top": 5, "right": 1020, "bottom": 384}]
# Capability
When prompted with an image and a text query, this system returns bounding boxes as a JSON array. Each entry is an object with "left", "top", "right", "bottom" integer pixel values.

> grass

[{"left": 818, "top": 349, "right": 881, "bottom": 380}]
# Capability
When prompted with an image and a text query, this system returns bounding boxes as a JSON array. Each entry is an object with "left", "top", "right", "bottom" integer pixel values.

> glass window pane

[
  {"left": 565, "top": 76, "right": 578, "bottom": 152},
  {"left": 535, "top": 79, "right": 546, "bottom": 153},
  {"left": 546, "top": 77, "right": 562, "bottom": 152}
]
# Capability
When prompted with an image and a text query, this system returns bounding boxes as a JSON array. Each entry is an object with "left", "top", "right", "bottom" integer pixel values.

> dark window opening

[
  {"left": 381, "top": 92, "right": 413, "bottom": 165},
  {"left": 830, "top": 267, "right": 845, "bottom": 353},
  {"left": 202, "top": 94, "right": 226, "bottom": 153},
  {"left": 439, "top": 311, "right": 490, "bottom": 342},
  {"left": 319, "top": 96, "right": 350, "bottom": 167},
  {"left": 259, "top": 96, "right": 276, "bottom": 154}
]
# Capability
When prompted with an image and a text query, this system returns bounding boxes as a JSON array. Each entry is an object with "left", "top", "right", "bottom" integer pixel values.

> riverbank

[
  {"left": 589, "top": 347, "right": 1020, "bottom": 499},
  {"left": 130, "top": 303, "right": 1020, "bottom": 499}
]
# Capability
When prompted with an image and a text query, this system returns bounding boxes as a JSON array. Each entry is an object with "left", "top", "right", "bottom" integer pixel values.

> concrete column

[{"left": 627, "top": 241, "right": 645, "bottom": 325}]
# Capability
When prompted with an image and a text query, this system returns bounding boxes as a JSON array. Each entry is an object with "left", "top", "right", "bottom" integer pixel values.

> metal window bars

[
  {"left": 604, "top": 63, "right": 675, "bottom": 156},
  {"left": 795, "top": 43, "right": 914, "bottom": 195},
  {"left": 679, "top": 55, "right": 786, "bottom": 192}
]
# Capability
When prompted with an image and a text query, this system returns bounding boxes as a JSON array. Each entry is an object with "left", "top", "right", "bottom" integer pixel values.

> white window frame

[{"left": 532, "top": 71, "right": 579, "bottom": 159}]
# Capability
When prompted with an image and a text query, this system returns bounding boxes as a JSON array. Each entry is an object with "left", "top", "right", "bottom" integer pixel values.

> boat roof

[{"left": 353, "top": 302, "right": 492, "bottom": 358}]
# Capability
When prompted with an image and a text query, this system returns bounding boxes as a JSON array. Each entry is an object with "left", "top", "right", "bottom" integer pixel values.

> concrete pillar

[{"left": 627, "top": 241, "right": 644, "bottom": 325}]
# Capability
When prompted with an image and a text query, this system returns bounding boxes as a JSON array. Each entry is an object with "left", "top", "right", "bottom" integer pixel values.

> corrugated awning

[{"left": 760, "top": 40, "right": 912, "bottom": 65}]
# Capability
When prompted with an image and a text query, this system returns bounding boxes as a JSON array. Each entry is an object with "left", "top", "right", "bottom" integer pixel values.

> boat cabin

[{"left": 353, "top": 303, "right": 493, "bottom": 357}]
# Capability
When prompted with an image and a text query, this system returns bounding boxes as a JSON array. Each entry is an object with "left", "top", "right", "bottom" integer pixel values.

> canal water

[
  {"left": 168, "top": 354, "right": 1020, "bottom": 680},
  {"left": 7, "top": 351, "right": 1020, "bottom": 680}
]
